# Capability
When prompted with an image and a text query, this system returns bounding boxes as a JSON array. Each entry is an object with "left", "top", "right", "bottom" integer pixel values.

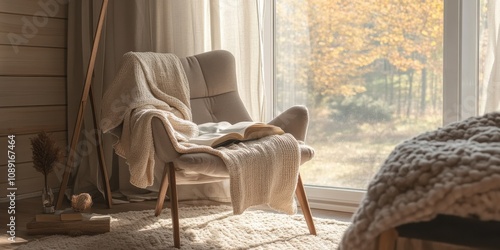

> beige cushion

[{"left": 180, "top": 50, "right": 252, "bottom": 124}]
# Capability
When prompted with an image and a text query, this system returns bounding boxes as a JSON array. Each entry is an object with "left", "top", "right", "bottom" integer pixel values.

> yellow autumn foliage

[{"left": 276, "top": 0, "right": 443, "bottom": 97}]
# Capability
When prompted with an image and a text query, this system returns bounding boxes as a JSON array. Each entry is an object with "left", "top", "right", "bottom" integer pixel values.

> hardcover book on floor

[{"left": 27, "top": 214, "right": 110, "bottom": 236}]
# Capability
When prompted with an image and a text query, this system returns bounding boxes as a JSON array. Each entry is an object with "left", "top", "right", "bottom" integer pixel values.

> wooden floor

[{"left": 1, "top": 195, "right": 352, "bottom": 249}]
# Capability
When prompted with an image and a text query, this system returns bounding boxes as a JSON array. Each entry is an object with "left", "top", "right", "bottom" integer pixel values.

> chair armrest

[
  {"left": 151, "top": 117, "right": 180, "bottom": 163},
  {"left": 268, "top": 105, "right": 309, "bottom": 142}
]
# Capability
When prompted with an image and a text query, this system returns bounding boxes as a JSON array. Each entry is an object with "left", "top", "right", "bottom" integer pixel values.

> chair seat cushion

[{"left": 172, "top": 144, "right": 314, "bottom": 184}]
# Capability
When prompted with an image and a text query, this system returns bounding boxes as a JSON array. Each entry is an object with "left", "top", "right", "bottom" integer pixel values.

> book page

[
  {"left": 197, "top": 121, "right": 232, "bottom": 134},
  {"left": 188, "top": 121, "right": 284, "bottom": 147},
  {"left": 218, "top": 121, "right": 260, "bottom": 133},
  {"left": 189, "top": 121, "right": 242, "bottom": 146}
]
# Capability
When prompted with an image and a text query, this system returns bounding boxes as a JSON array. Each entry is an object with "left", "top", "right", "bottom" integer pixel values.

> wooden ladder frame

[{"left": 55, "top": 0, "right": 112, "bottom": 210}]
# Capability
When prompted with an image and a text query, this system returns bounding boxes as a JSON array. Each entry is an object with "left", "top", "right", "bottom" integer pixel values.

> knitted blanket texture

[
  {"left": 101, "top": 52, "right": 300, "bottom": 215},
  {"left": 340, "top": 112, "right": 500, "bottom": 250}
]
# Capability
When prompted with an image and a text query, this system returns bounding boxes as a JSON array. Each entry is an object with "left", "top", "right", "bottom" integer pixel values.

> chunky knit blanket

[
  {"left": 101, "top": 52, "right": 300, "bottom": 215},
  {"left": 340, "top": 112, "right": 500, "bottom": 250}
]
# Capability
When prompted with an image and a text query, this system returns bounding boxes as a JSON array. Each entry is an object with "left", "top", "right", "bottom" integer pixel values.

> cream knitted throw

[
  {"left": 101, "top": 52, "right": 300, "bottom": 215},
  {"left": 340, "top": 112, "right": 500, "bottom": 250}
]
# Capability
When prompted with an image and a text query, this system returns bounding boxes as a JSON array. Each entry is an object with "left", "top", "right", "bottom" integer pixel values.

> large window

[
  {"left": 275, "top": 0, "right": 443, "bottom": 189},
  {"left": 266, "top": 0, "right": 491, "bottom": 210}
]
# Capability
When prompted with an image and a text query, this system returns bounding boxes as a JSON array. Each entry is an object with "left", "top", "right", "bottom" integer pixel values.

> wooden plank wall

[{"left": 0, "top": 0, "right": 68, "bottom": 199}]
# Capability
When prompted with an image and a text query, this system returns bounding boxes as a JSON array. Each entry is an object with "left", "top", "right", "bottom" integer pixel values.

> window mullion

[
  {"left": 444, "top": 0, "right": 479, "bottom": 125},
  {"left": 443, "top": 0, "right": 461, "bottom": 125},
  {"left": 460, "top": 0, "right": 479, "bottom": 119}
]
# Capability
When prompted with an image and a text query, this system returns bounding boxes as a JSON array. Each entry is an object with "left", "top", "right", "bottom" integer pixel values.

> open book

[{"left": 188, "top": 121, "right": 285, "bottom": 147}]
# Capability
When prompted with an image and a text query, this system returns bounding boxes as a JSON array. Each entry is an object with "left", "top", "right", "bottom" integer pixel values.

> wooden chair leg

[
  {"left": 155, "top": 166, "right": 170, "bottom": 217},
  {"left": 168, "top": 162, "right": 180, "bottom": 248},
  {"left": 377, "top": 228, "right": 398, "bottom": 250},
  {"left": 295, "top": 173, "right": 317, "bottom": 235}
]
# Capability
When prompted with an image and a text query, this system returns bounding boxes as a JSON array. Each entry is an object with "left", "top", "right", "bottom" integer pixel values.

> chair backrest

[{"left": 179, "top": 50, "right": 252, "bottom": 125}]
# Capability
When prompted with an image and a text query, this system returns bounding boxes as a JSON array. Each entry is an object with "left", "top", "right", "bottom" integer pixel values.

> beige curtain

[
  {"left": 66, "top": 0, "right": 263, "bottom": 201},
  {"left": 481, "top": 0, "right": 500, "bottom": 114}
]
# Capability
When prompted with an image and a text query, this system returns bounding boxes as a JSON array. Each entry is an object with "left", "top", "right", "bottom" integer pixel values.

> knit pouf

[{"left": 340, "top": 112, "right": 500, "bottom": 250}]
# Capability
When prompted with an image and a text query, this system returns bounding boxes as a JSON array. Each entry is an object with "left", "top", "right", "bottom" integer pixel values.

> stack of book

[
  {"left": 27, "top": 209, "right": 110, "bottom": 235},
  {"left": 35, "top": 209, "right": 83, "bottom": 222}
]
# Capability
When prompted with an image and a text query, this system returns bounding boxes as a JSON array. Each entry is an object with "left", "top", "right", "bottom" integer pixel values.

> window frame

[
  {"left": 443, "top": 0, "right": 480, "bottom": 124},
  {"left": 262, "top": 0, "right": 480, "bottom": 212}
]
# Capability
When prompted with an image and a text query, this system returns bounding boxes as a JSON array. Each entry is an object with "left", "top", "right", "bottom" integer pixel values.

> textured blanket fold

[
  {"left": 101, "top": 52, "right": 300, "bottom": 215},
  {"left": 340, "top": 112, "right": 500, "bottom": 250}
]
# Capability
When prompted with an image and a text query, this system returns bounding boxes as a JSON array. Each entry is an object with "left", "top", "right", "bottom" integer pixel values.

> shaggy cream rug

[{"left": 18, "top": 205, "right": 350, "bottom": 249}]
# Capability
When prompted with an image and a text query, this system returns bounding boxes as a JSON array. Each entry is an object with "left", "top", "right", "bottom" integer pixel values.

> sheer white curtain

[
  {"left": 481, "top": 0, "right": 500, "bottom": 114},
  {"left": 66, "top": 0, "right": 264, "bottom": 201},
  {"left": 152, "top": 0, "right": 264, "bottom": 121}
]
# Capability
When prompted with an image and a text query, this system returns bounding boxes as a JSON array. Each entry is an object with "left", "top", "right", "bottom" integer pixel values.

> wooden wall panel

[
  {"left": 0, "top": 0, "right": 68, "bottom": 197},
  {"left": 0, "top": 77, "right": 66, "bottom": 106},
  {"left": 0, "top": 45, "right": 65, "bottom": 76},
  {"left": 0, "top": 13, "right": 67, "bottom": 48},
  {"left": 0, "top": 106, "right": 66, "bottom": 136},
  {"left": 0, "top": 131, "right": 66, "bottom": 164},
  {"left": 0, "top": 162, "right": 64, "bottom": 182},
  {"left": 0, "top": 0, "right": 68, "bottom": 19},
  {"left": 0, "top": 173, "right": 60, "bottom": 196}
]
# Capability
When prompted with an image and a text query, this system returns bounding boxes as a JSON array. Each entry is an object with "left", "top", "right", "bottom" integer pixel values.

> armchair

[{"left": 150, "top": 50, "right": 317, "bottom": 248}]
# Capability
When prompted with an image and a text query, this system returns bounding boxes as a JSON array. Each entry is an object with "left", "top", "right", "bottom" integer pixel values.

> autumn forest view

[{"left": 275, "top": 0, "right": 445, "bottom": 189}]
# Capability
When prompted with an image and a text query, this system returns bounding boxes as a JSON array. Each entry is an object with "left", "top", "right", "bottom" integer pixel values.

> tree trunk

[
  {"left": 432, "top": 73, "right": 437, "bottom": 112},
  {"left": 397, "top": 73, "right": 402, "bottom": 117},
  {"left": 384, "top": 73, "right": 389, "bottom": 102},
  {"left": 420, "top": 68, "right": 427, "bottom": 115},
  {"left": 389, "top": 70, "right": 395, "bottom": 106},
  {"left": 384, "top": 60, "right": 389, "bottom": 102},
  {"left": 406, "top": 72, "right": 413, "bottom": 118}
]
